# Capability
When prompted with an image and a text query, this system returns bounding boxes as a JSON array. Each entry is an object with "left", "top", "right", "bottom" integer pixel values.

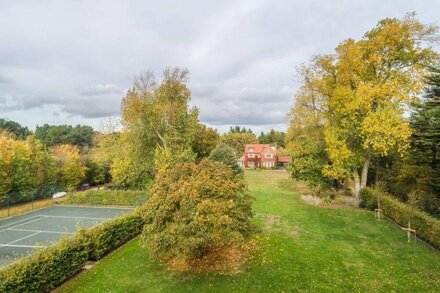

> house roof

[
  {"left": 278, "top": 155, "right": 292, "bottom": 163},
  {"left": 245, "top": 144, "right": 271, "bottom": 153},
  {"left": 261, "top": 146, "right": 276, "bottom": 154},
  {"left": 238, "top": 155, "right": 245, "bottom": 162}
]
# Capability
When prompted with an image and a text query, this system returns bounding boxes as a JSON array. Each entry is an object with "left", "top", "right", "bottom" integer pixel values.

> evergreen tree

[
  {"left": 209, "top": 143, "right": 242, "bottom": 176},
  {"left": 409, "top": 66, "right": 440, "bottom": 205}
]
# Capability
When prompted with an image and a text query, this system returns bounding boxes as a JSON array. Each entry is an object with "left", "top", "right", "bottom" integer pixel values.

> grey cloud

[
  {"left": 78, "top": 84, "right": 125, "bottom": 97},
  {"left": 193, "top": 84, "right": 292, "bottom": 125},
  {"left": 0, "top": 0, "right": 439, "bottom": 131}
]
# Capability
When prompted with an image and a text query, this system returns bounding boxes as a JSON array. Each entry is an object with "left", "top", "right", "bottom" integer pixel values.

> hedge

[
  {"left": 360, "top": 187, "right": 440, "bottom": 249},
  {"left": 0, "top": 232, "right": 90, "bottom": 292},
  {"left": 88, "top": 212, "right": 143, "bottom": 260},
  {"left": 66, "top": 189, "right": 149, "bottom": 206},
  {"left": 0, "top": 211, "right": 143, "bottom": 292}
]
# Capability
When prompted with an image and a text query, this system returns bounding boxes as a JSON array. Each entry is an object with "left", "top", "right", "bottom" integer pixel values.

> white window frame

[
  {"left": 265, "top": 154, "right": 273, "bottom": 159},
  {"left": 248, "top": 161, "right": 255, "bottom": 167},
  {"left": 248, "top": 153, "right": 254, "bottom": 158}
]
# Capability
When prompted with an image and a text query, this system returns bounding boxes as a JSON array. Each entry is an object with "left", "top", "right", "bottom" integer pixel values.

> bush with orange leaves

[{"left": 140, "top": 159, "right": 256, "bottom": 273}]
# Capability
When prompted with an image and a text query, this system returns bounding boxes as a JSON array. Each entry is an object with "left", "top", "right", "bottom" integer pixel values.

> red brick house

[{"left": 238, "top": 144, "right": 291, "bottom": 169}]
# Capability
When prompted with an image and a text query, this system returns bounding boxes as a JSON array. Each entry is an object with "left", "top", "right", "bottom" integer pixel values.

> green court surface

[{"left": 0, "top": 205, "right": 133, "bottom": 268}]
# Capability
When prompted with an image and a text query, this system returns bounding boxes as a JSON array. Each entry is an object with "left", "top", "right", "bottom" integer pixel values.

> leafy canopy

[
  {"left": 121, "top": 68, "right": 199, "bottom": 182},
  {"left": 209, "top": 143, "right": 243, "bottom": 176},
  {"left": 140, "top": 159, "right": 254, "bottom": 269}
]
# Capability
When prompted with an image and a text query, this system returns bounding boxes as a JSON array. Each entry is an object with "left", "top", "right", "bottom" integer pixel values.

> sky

[{"left": 0, "top": 0, "right": 439, "bottom": 134}]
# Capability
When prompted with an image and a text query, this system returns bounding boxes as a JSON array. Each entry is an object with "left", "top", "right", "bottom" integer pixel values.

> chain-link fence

[{"left": 0, "top": 186, "right": 63, "bottom": 219}]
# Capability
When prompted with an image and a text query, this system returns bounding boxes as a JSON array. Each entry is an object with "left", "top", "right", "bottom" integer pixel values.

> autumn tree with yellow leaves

[
  {"left": 287, "top": 13, "right": 439, "bottom": 197},
  {"left": 51, "top": 144, "right": 87, "bottom": 190}
]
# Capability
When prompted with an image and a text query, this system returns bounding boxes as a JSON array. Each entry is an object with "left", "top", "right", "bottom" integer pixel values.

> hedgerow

[
  {"left": 66, "top": 189, "right": 149, "bottom": 206},
  {"left": 88, "top": 212, "right": 143, "bottom": 260},
  {"left": 0, "top": 210, "right": 143, "bottom": 292},
  {"left": 0, "top": 232, "right": 90, "bottom": 292},
  {"left": 360, "top": 187, "right": 440, "bottom": 249}
]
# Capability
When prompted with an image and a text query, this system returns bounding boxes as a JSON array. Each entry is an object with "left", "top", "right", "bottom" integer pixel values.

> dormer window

[
  {"left": 265, "top": 154, "right": 273, "bottom": 159},
  {"left": 249, "top": 147, "right": 254, "bottom": 152},
  {"left": 248, "top": 153, "right": 255, "bottom": 158}
]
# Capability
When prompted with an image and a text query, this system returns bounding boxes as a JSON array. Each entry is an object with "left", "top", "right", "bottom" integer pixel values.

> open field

[
  {"left": 0, "top": 205, "right": 133, "bottom": 268},
  {"left": 58, "top": 170, "right": 440, "bottom": 292}
]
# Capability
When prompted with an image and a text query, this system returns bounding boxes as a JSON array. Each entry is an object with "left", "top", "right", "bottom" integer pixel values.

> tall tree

[
  {"left": 221, "top": 131, "right": 258, "bottom": 158},
  {"left": 321, "top": 14, "right": 438, "bottom": 198},
  {"left": 192, "top": 123, "right": 220, "bottom": 162},
  {"left": 400, "top": 65, "right": 440, "bottom": 214},
  {"left": 121, "top": 68, "right": 199, "bottom": 181},
  {"left": 286, "top": 59, "right": 330, "bottom": 190},
  {"left": 258, "top": 129, "right": 286, "bottom": 147},
  {"left": 51, "top": 144, "right": 87, "bottom": 190}
]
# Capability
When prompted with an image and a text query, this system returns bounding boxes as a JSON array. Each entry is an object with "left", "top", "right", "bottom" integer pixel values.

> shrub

[
  {"left": 0, "top": 232, "right": 89, "bottom": 292},
  {"left": 360, "top": 187, "right": 440, "bottom": 249},
  {"left": 66, "top": 189, "right": 149, "bottom": 206},
  {"left": 141, "top": 159, "right": 255, "bottom": 270},
  {"left": 88, "top": 212, "right": 143, "bottom": 260},
  {"left": 208, "top": 143, "right": 243, "bottom": 176}
]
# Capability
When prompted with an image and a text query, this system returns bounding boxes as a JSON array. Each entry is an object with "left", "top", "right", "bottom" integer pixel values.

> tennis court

[{"left": 0, "top": 205, "right": 133, "bottom": 268}]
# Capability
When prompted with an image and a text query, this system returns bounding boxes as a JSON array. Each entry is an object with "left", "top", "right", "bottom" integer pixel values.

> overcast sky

[{"left": 0, "top": 0, "right": 439, "bottom": 134}]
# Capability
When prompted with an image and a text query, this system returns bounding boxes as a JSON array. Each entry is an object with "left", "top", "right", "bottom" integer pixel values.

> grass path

[{"left": 58, "top": 171, "right": 440, "bottom": 292}]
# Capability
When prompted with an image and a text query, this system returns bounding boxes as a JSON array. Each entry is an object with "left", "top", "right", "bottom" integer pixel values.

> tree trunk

[
  {"left": 360, "top": 157, "right": 370, "bottom": 189},
  {"left": 354, "top": 157, "right": 370, "bottom": 199},
  {"left": 353, "top": 170, "right": 361, "bottom": 199}
]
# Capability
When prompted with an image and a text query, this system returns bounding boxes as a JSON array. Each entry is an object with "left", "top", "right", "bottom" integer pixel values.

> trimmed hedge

[
  {"left": 88, "top": 212, "right": 143, "bottom": 260},
  {"left": 0, "top": 233, "right": 90, "bottom": 292},
  {"left": 360, "top": 187, "right": 440, "bottom": 249},
  {"left": 66, "top": 190, "right": 149, "bottom": 206},
  {"left": 0, "top": 211, "right": 143, "bottom": 292}
]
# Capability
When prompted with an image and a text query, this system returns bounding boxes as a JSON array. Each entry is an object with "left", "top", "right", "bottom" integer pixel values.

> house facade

[{"left": 238, "top": 144, "right": 291, "bottom": 169}]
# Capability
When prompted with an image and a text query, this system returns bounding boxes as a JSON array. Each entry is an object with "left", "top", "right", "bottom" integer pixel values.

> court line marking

[
  {"left": 56, "top": 204, "right": 135, "bottom": 210},
  {"left": 0, "top": 216, "right": 48, "bottom": 234},
  {"left": 44, "top": 215, "right": 108, "bottom": 220},
  {"left": 0, "top": 215, "right": 44, "bottom": 230},
  {"left": 7, "top": 228, "right": 74, "bottom": 235},
  {"left": 2, "top": 231, "right": 41, "bottom": 246},
  {"left": 0, "top": 207, "right": 132, "bottom": 268},
  {"left": 0, "top": 244, "right": 46, "bottom": 248}
]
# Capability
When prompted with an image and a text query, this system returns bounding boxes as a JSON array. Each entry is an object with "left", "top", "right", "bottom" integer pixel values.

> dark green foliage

[
  {"left": 209, "top": 143, "right": 242, "bottom": 176},
  {"left": 0, "top": 233, "right": 90, "bottom": 292},
  {"left": 35, "top": 124, "right": 95, "bottom": 148},
  {"left": 0, "top": 118, "right": 31, "bottom": 139},
  {"left": 192, "top": 123, "right": 220, "bottom": 162},
  {"left": 360, "top": 187, "right": 440, "bottom": 249},
  {"left": 141, "top": 160, "right": 254, "bottom": 264},
  {"left": 88, "top": 212, "right": 143, "bottom": 260},
  {"left": 228, "top": 125, "right": 254, "bottom": 134},
  {"left": 258, "top": 129, "right": 286, "bottom": 147},
  {"left": 289, "top": 135, "right": 331, "bottom": 190},
  {"left": 66, "top": 190, "right": 149, "bottom": 206},
  {"left": 381, "top": 66, "right": 440, "bottom": 216},
  {"left": 409, "top": 66, "right": 440, "bottom": 199},
  {"left": 84, "top": 159, "right": 110, "bottom": 186}
]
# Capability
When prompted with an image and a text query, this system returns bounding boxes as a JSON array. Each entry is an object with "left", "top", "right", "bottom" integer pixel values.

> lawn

[{"left": 58, "top": 170, "right": 440, "bottom": 292}]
